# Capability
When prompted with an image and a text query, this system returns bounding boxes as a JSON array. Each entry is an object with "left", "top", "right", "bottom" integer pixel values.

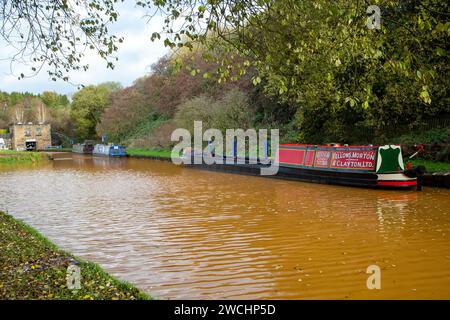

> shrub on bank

[
  {"left": 127, "top": 120, "right": 177, "bottom": 150},
  {"left": 174, "top": 88, "right": 253, "bottom": 134},
  {"left": 395, "top": 128, "right": 450, "bottom": 161}
]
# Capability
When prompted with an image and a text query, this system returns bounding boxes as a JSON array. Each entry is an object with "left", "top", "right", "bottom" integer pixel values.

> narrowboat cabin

[
  {"left": 93, "top": 144, "right": 127, "bottom": 157},
  {"left": 72, "top": 140, "right": 95, "bottom": 154}
]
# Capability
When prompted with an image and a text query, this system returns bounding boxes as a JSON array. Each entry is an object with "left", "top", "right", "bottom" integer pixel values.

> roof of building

[{"left": 10, "top": 122, "right": 50, "bottom": 126}]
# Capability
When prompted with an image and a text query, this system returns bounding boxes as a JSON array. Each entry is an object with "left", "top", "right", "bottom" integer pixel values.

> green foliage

[
  {"left": 174, "top": 96, "right": 216, "bottom": 133},
  {"left": 40, "top": 91, "right": 69, "bottom": 109},
  {"left": 71, "top": 83, "right": 119, "bottom": 140},
  {"left": 48, "top": 106, "right": 74, "bottom": 142},
  {"left": 213, "top": 89, "right": 253, "bottom": 132},
  {"left": 175, "top": 89, "right": 253, "bottom": 134},
  {"left": 9, "top": 1, "right": 444, "bottom": 147},
  {"left": 125, "top": 118, "right": 173, "bottom": 149},
  {"left": 1, "top": 1, "right": 123, "bottom": 81},
  {"left": 436, "top": 146, "right": 450, "bottom": 162},
  {"left": 393, "top": 128, "right": 449, "bottom": 162},
  {"left": 409, "top": 159, "right": 450, "bottom": 173},
  {"left": 40, "top": 91, "right": 61, "bottom": 108},
  {"left": 395, "top": 128, "right": 450, "bottom": 146},
  {"left": 148, "top": 0, "right": 449, "bottom": 144}
]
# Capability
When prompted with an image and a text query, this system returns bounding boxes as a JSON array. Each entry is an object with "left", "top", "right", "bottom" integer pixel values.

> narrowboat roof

[{"left": 280, "top": 144, "right": 401, "bottom": 148}]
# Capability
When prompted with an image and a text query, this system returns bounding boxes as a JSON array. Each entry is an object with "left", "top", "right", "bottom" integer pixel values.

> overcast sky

[{"left": 0, "top": 3, "right": 169, "bottom": 96}]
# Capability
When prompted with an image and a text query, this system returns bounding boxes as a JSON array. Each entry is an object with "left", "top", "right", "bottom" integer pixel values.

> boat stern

[
  {"left": 375, "top": 145, "right": 418, "bottom": 189},
  {"left": 376, "top": 173, "right": 417, "bottom": 188},
  {"left": 109, "top": 145, "right": 127, "bottom": 157}
]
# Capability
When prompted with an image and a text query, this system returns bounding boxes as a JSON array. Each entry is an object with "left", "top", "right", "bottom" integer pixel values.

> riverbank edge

[
  {"left": 0, "top": 211, "right": 151, "bottom": 300},
  {"left": 0, "top": 151, "right": 46, "bottom": 165},
  {"left": 126, "top": 152, "right": 450, "bottom": 189},
  {"left": 420, "top": 172, "right": 450, "bottom": 189},
  {"left": 128, "top": 154, "right": 173, "bottom": 162}
]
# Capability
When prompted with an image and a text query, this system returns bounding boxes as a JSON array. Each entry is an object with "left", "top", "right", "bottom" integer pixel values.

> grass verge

[
  {"left": 410, "top": 159, "right": 450, "bottom": 173},
  {"left": 0, "top": 211, "right": 151, "bottom": 300},
  {"left": 126, "top": 148, "right": 172, "bottom": 159},
  {"left": 0, "top": 150, "right": 45, "bottom": 165},
  {"left": 44, "top": 147, "right": 72, "bottom": 152}
]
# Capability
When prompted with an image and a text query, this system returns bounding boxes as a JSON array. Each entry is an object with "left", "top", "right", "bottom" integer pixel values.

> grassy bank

[
  {"left": 44, "top": 147, "right": 72, "bottom": 152},
  {"left": 126, "top": 148, "right": 172, "bottom": 159},
  {"left": 0, "top": 211, "right": 150, "bottom": 300},
  {"left": 0, "top": 150, "right": 45, "bottom": 165},
  {"left": 410, "top": 159, "right": 450, "bottom": 173}
]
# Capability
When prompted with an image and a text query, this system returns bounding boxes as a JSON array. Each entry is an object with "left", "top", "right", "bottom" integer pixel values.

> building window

[
  {"left": 36, "top": 127, "right": 41, "bottom": 136},
  {"left": 25, "top": 129, "right": 32, "bottom": 137}
]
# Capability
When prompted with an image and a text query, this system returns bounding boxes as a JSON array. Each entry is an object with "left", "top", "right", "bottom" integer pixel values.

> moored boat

[
  {"left": 72, "top": 140, "right": 94, "bottom": 154},
  {"left": 183, "top": 144, "right": 423, "bottom": 190},
  {"left": 93, "top": 144, "right": 127, "bottom": 157},
  {"left": 275, "top": 144, "right": 420, "bottom": 189}
]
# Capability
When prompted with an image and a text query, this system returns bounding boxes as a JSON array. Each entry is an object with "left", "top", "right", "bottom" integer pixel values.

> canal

[{"left": 1, "top": 154, "right": 449, "bottom": 299}]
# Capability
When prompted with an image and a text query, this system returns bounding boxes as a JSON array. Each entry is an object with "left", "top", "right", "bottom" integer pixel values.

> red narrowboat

[
  {"left": 275, "top": 144, "right": 419, "bottom": 189},
  {"left": 183, "top": 144, "right": 423, "bottom": 190}
]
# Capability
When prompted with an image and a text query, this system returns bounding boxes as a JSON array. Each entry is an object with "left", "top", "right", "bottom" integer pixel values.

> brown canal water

[{"left": 0, "top": 154, "right": 449, "bottom": 299}]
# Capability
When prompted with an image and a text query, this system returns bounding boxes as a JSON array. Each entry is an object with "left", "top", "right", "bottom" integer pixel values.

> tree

[
  {"left": 0, "top": 0, "right": 123, "bottom": 81},
  {"left": 174, "top": 89, "right": 253, "bottom": 134},
  {"left": 147, "top": 0, "right": 449, "bottom": 142},
  {"left": 70, "top": 83, "right": 116, "bottom": 140},
  {"left": 41, "top": 91, "right": 60, "bottom": 108}
]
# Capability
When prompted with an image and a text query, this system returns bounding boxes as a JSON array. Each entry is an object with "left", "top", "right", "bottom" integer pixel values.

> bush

[
  {"left": 174, "top": 96, "right": 217, "bottom": 133},
  {"left": 214, "top": 88, "right": 253, "bottom": 131},
  {"left": 394, "top": 128, "right": 450, "bottom": 161},
  {"left": 174, "top": 88, "right": 254, "bottom": 134},
  {"left": 395, "top": 128, "right": 450, "bottom": 146},
  {"left": 128, "top": 120, "right": 177, "bottom": 150},
  {"left": 436, "top": 146, "right": 450, "bottom": 162},
  {"left": 48, "top": 106, "right": 73, "bottom": 139}
]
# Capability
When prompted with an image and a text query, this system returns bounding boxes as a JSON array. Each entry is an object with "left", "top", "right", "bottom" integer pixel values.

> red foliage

[
  {"left": 142, "top": 53, "right": 255, "bottom": 116},
  {"left": 99, "top": 52, "right": 267, "bottom": 143},
  {"left": 97, "top": 87, "right": 154, "bottom": 141}
]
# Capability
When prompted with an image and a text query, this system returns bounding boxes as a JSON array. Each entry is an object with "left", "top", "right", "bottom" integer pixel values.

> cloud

[{"left": 0, "top": 2, "right": 168, "bottom": 95}]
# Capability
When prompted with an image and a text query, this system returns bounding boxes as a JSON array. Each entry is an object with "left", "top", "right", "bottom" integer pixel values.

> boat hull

[
  {"left": 182, "top": 156, "right": 417, "bottom": 190},
  {"left": 92, "top": 152, "right": 127, "bottom": 157},
  {"left": 72, "top": 141, "right": 95, "bottom": 154},
  {"left": 72, "top": 146, "right": 93, "bottom": 154},
  {"left": 93, "top": 144, "right": 127, "bottom": 157}
]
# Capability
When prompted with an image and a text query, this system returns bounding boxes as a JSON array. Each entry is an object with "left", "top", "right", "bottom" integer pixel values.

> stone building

[{"left": 9, "top": 123, "right": 52, "bottom": 151}]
